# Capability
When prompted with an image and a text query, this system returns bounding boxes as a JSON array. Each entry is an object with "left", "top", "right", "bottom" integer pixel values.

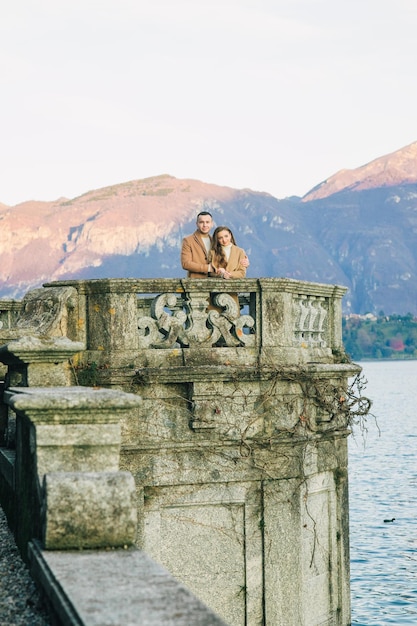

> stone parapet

[
  {"left": 44, "top": 277, "right": 347, "bottom": 370},
  {"left": 28, "top": 540, "right": 227, "bottom": 626},
  {"left": 32, "top": 277, "right": 359, "bottom": 625}
]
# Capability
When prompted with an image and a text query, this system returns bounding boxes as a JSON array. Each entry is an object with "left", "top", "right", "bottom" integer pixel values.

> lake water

[{"left": 349, "top": 360, "right": 417, "bottom": 624}]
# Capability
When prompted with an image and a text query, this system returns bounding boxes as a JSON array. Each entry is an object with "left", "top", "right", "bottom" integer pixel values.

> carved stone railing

[
  {"left": 40, "top": 277, "right": 347, "bottom": 371},
  {"left": 138, "top": 290, "right": 255, "bottom": 349}
]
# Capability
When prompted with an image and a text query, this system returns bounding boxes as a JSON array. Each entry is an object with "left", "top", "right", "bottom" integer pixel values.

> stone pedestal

[
  {"left": 0, "top": 336, "right": 85, "bottom": 447},
  {"left": 4, "top": 386, "right": 142, "bottom": 552}
]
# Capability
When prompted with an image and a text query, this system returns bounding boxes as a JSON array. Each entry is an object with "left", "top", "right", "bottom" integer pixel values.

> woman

[
  {"left": 210, "top": 226, "right": 248, "bottom": 280},
  {"left": 208, "top": 226, "right": 248, "bottom": 317}
]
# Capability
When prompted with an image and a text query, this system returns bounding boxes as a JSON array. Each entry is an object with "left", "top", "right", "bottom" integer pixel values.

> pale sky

[{"left": 1, "top": 0, "right": 417, "bottom": 206}]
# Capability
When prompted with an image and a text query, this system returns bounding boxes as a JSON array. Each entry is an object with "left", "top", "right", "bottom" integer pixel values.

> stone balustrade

[
  {"left": 38, "top": 277, "right": 347, "bottom": 371},
  {"left": 0, "top": 298, "right": 23, "bottom": 380},
  {"left": 2, "top": 277, "right": 347, "bottom": 363}
]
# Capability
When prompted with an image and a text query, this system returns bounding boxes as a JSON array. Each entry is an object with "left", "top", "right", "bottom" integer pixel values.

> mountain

[
  {"left": 303, "top": 141, "right": 417, "bottom": 201},
  {"left": 300, "top": 183, "right": 417, "bottom": 315},
  {"left": 1, "top": 143, "right": 417, "bottom": 315}
]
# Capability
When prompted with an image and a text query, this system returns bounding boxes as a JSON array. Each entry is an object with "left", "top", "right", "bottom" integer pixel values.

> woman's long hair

[{"left": 211, "top": 226, "right": 236, "bottom": 268}]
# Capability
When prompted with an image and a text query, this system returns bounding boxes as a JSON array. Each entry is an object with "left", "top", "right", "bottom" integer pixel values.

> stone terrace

[{"left": 0, "top": 277, "right": 361, "bottom": 625}]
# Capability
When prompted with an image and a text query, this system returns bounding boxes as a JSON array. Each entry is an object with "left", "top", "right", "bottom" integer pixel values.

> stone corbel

[{"left": 189, "top": 381, "right": 224, "bottom": 431}]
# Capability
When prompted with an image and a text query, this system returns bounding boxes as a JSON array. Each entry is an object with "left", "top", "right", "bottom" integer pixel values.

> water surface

[{"left": 349, "top": 360, "right": 417, "bottom": 624}]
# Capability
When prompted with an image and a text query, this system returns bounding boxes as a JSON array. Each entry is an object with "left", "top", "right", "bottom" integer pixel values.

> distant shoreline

[{"left": 355, "top": 357, "right": 417, "bottom": 362}]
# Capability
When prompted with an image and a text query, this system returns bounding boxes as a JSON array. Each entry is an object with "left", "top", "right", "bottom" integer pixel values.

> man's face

[{"left": 196, "top": 215, "right": 213, "bottom": 235}]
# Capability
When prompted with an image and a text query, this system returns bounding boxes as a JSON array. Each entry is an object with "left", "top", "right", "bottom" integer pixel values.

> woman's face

[{"left": 217, "top": 229, "right": 232, "bottom": 246}]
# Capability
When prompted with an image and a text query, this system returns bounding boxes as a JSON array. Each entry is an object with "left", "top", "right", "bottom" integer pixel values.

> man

[
  {"left": 181, "top": 211, "right": 214, "bottom": 278},
  {"left": 181, "top": 211, "right": 249, "bottom": 277}
]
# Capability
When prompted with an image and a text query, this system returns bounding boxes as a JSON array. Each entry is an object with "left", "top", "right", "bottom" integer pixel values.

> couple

[{"left": 180, "top": 211, "right": 249, "bottom": 280}]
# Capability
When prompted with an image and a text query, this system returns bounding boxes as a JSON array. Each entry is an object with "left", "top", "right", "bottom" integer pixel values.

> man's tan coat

[{"left": 181, "top": 231, "right": 212, "bottom": 278}]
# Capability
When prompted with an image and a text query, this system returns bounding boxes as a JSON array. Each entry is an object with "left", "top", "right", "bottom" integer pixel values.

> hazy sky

[{"left": 2, "top": 0, "right": 417, "bottom": 205}]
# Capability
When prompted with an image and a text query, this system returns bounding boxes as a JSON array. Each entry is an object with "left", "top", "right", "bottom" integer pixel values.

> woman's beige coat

[{"left": 210, "top": 245, "right": 247, "bottom": 278}]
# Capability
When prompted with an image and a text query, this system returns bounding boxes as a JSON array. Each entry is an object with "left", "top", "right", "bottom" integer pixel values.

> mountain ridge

[
  {"left": 302, "top": 140, "right": 417, "bottom": 201},
  {"left": 2, "top": 142, "right": 417, "bottom": 315}
]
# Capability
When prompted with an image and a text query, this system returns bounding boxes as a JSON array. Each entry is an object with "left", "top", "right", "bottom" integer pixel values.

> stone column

[{"left": 329, "top": 285, "right": 347, "bottom": 351}]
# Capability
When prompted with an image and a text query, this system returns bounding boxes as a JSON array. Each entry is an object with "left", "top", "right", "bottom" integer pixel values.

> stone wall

[{"left": 0, "top": 278, "right": 361, "bottom": 625}]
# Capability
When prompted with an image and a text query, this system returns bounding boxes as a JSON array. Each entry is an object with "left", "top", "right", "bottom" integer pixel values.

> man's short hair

[{"left": 196, "top": 211, "right": 213, "bottom": 219}]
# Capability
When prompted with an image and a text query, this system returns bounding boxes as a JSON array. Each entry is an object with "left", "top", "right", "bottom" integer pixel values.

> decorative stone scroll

[
  {"left": 16, "top": 286, "right": 78, "bottom": 337},
  {"left": 293, "top": 295, "right": 328, "bottom": 347},
  {"left": 138, "top": 292, "right": 255, "bottom": 349}
]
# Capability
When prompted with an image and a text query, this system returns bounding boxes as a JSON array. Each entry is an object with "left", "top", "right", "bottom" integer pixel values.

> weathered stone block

[
  {"left": 35, "top": 423, "right": 121, "bottom": 478},
  {"left": 42, "top": 471, "right": 137, "bottom": 549},
  {"left": 16, "top": 286, "right": 79, "bottom": 339}
]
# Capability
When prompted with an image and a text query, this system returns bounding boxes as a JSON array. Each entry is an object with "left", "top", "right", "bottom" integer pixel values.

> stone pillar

[
  {"left": 329, "top": 285, "right": 347, "bottom": 351},
  {"left": 0, "top": 336, "right": 84, "bottom": 448},
  {"left": 258, "top": 278, "right": 292, "bottom": 346},
  {"left": 4, "top": 385, "right": 142, "bottom": 554},
  {"left": 85, "top": 286, "right": 139, "bottom": 352}
]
